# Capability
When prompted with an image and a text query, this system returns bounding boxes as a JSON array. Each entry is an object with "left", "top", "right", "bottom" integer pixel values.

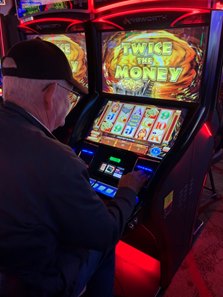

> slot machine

[
  {"left": 69, "top": 7, "right": 223, "bottom": 297},
  {"left": 11, "top": 0, "right": 97, "bottom": 142}
]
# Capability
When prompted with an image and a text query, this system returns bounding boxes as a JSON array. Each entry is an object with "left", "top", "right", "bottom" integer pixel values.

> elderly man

[{"left": 0, "top": 38, "right": 147, "bottom": 297}]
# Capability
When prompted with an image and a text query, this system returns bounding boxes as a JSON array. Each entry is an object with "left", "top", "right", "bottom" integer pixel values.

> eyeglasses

[
  {"left": 42, "top": 82, "right": 81, "bottom": 113},
  {"left": 56, "top": 83, "right": 80, "bottom": 98},
  {"left": 56, "top": 83, "right": 80, "bottom": 108}
]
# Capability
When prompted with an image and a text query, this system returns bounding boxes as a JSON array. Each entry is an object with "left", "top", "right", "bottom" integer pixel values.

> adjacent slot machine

[
  {"left": 13, "top": 0, "right": 97, "bottom": 142},
  {"left": 70, "top": 7, "right": 223, "bottom": 296}
]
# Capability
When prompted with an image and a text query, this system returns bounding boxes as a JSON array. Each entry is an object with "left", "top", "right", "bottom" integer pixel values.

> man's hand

[{"left": 118, "top": 170, "right": 149, "bottom": 194}]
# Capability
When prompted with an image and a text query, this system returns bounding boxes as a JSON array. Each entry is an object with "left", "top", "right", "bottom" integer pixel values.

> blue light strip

[
  {"left": 81, "top": 149, "right": 94, "bottom": 155},
  {"left": 136, "top": 165, "right": 153, "bottom": 173}
]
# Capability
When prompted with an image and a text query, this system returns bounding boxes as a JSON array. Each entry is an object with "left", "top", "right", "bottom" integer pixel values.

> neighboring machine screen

[
  {"left": 16, "top": 0, "right": 88, "bottom": 19},
  {"left": 102, "top": 27, "right": 208, "bottom": 102},
  {"left": 86, "top": 100, "right": 186, "bottom": 159}
]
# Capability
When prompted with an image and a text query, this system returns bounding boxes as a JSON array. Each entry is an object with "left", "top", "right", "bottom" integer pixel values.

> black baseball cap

[{"left": 1, "top": 38, "right": 87, "bottom": 94}]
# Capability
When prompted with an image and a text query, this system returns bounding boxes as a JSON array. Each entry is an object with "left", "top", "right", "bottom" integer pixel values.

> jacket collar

[{"left": 2, "top": 101, "right": 57, "bottom": 140}]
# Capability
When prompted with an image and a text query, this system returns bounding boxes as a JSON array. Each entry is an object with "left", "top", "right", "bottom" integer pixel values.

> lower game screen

[{"left": 86, "top": 100, "right": 186, "bottom": 159}]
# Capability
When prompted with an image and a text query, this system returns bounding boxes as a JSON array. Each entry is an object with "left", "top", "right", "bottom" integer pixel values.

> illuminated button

[
  {"left": 99, "top": 163, "right": 107, "bottom": 172},
  {"left": 89, "top": 178, "right": 96, "bottom": 186},
  {"left": 109, "top": 156, "right": 121, "bottom": 163},
  {"left": 105, "top": 188, "right": 114, "bottom": 194},
  {"left": 105, "top": 165, "right": 116, "bottom": 174},
  {"left": 113, "top": 167, "right": 124, "bottom": 179},
  {"left": 163, "top": 146, "right": 170, "bottom": 153},
  {"left": 93, "top": 183, "right": 99, "bottom": 189},
  {"left": 113, "top": 172, "right": 122, "bottom": 179},
  {"left": 91, "top": 180, "right": 117, "bottom": 198},
  {"left": 98, "top": 185, "right": 106, "bottom": 191},
  {"left": 150, "top": 147, "right": 161, "bottom": 156},
  {"left": 105, "top": 188, "right": 116, "bottom": 198},
  {"left": 81, "top": 149, "right": 94, "bottom": 155},
  {"left": 136, "top": 165, "right": 153, "bottom": 173}
]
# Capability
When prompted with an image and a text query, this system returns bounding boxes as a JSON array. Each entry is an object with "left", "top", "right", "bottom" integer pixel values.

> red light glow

[
  {"left": 215, "top": 2, "right": 223, "bottom": 9},
  {"left": 19, "top": 18, "right": 83, "bottom": 31},
  {"left": 94, "top": 8, "right": 209, "bottom": 23},
  {"left": 93, "top": 0, "right": 203, "bottom": 13},
  {"left": 88, "top": 0, "right": 94, "bottom": 12},
  {"left": 202, "top": 123, "right": 212, "bottom": 138},
  {"left": 203, "top": 173, "right": 208, "bottom": 187},
  {"left": 115, "top": 241, "right": 160, "bottom": 297},
  {"left": 94, "top": 0, "right": 154, "bottom": 13},
  {"left": 170, "top": 10, "right": 209, "bottom": 27},
  {"left": 94, "top": 19, "right": 124, "bottom": 30},
  {"left": 0, "top": 17, "right": 5, "bottom": 56}
]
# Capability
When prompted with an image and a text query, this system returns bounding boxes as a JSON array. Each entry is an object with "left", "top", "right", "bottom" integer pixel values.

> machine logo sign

[{"left": 123, "top": 15, "right": 168, "bottom": 25}]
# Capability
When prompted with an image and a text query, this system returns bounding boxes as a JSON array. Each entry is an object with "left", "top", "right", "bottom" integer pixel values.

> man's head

[
  {"left": 1, "top": 38, "right": 87, "bottom": 131},
  {"left": 1, "top": 38, "right": 87, "bottom": 92}
]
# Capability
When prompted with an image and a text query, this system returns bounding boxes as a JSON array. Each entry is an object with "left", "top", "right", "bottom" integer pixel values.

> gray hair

[
  {"left": 2, "top": 56, "right": 64, "bottom": 105},
  {"left": 3, "top": 76, "right": 50, "bottom": 104}
]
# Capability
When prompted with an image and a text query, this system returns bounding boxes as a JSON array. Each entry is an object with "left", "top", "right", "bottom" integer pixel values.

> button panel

[{"left": 90, "top": 178, "right": 117, "bottom": 198}]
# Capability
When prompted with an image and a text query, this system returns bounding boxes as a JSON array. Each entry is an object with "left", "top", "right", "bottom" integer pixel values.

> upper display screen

[
  {"left": 102, "top": 27, "right": 208, "bottom": 102},
  {"left": 86, "top": 100, "right": 186, "bottom": 159},
  {"left": 28, "top": 33, "right": 88, "bottom": 90}
]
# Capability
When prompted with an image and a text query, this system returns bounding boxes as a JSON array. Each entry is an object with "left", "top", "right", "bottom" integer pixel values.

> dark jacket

[{"left": 0, "top": 101, "right": 136, "bottom": 296}]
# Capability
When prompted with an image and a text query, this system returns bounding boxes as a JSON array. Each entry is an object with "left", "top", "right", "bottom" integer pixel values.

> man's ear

[{"left": 43, "top": 83, "right": 57, "bottom": 111}]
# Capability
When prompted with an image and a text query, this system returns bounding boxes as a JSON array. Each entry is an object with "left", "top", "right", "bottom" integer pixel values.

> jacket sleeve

[{"left": 41, "top": 146, "right": 137, "bottom": 251}]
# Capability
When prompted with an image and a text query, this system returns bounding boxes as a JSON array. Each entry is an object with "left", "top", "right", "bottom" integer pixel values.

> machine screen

[
  {"left": 86, "top": 100, "right": 186, "bottom": 159},
  {"left": 16, "top": 0, "right": 88, "bottom": 19},
  {"left": 102, "top": 27, "right": 208, "bottom": 102}
]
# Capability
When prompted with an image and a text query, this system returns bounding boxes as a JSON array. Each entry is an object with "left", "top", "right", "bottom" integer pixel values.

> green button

[{"left": 109, "top": 156, "right": 121, "bottom": 163}]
